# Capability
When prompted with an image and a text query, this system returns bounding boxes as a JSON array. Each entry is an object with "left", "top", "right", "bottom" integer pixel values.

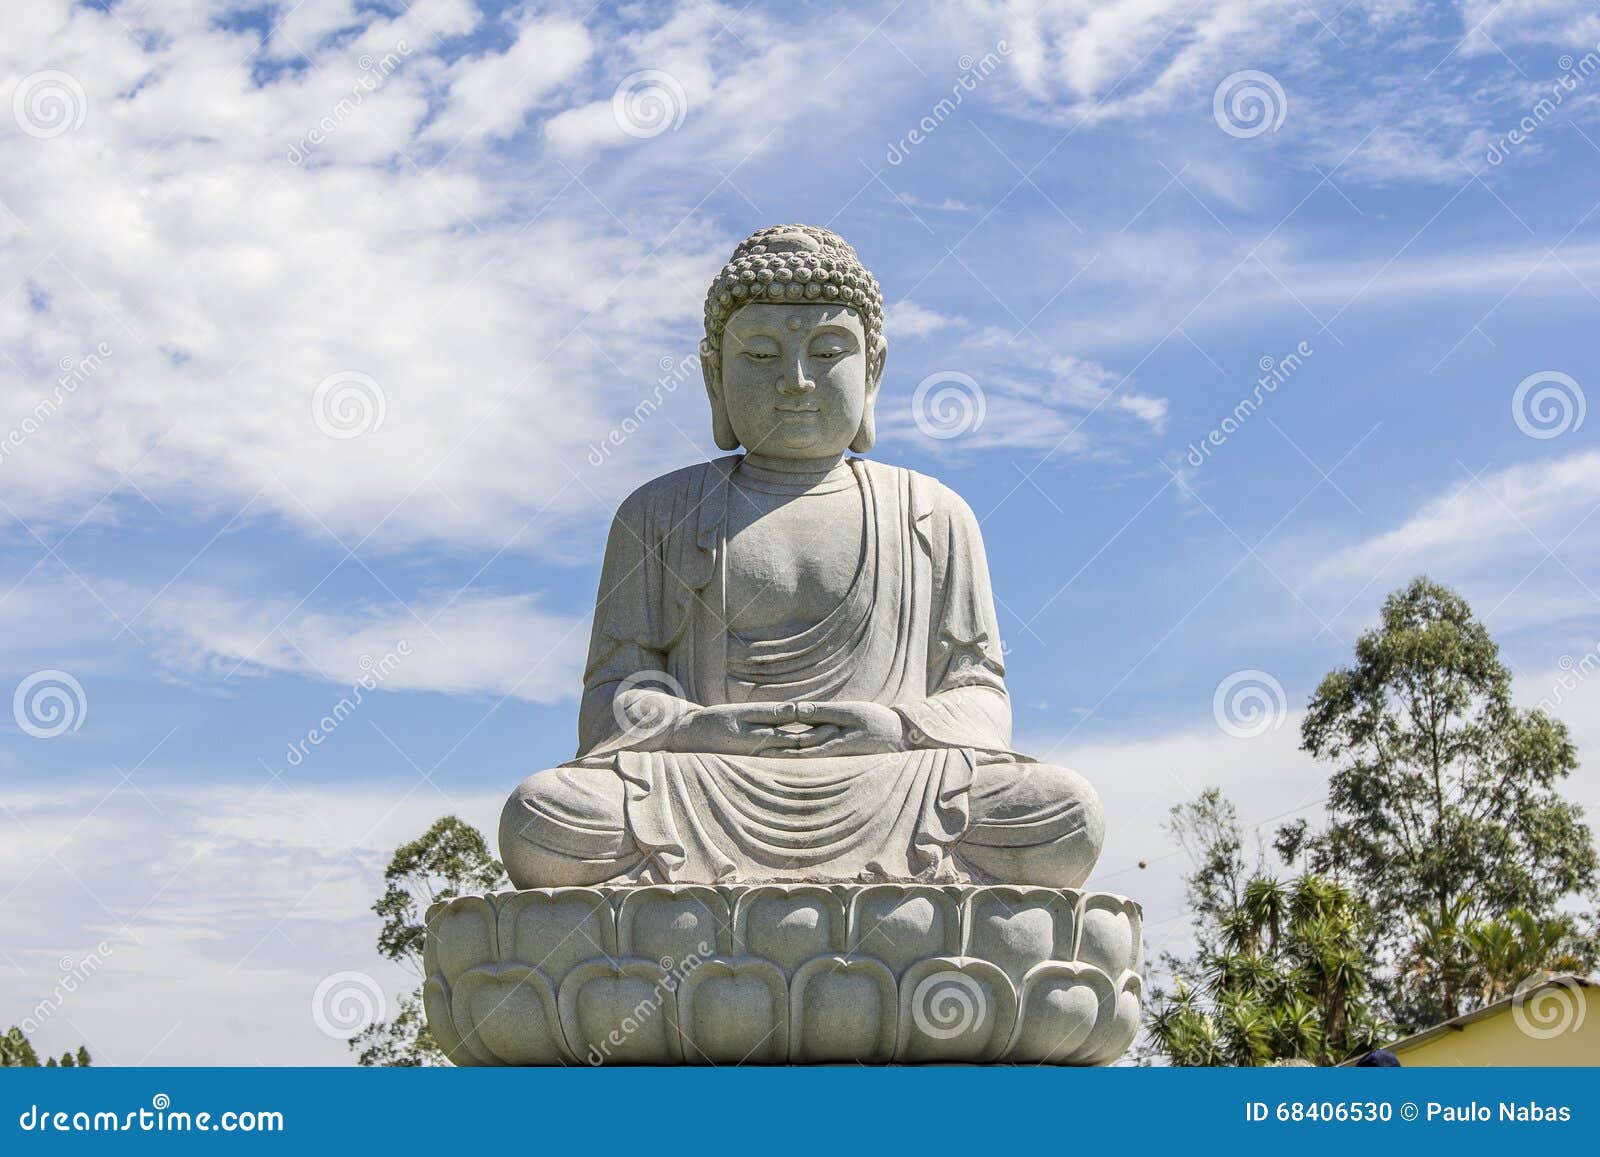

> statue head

[{"left": 700, "top": 224, "right": 887, "bottom": 457}]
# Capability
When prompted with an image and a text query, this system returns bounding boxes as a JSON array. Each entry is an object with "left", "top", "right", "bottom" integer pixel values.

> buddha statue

[{"left": 501, "top": 224, "right": 1105, "bottom": 891}]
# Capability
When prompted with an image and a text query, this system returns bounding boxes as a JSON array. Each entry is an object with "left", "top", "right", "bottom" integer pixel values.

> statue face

[{"left": 717, "top": 303, "right": 874, "bottom": 458}]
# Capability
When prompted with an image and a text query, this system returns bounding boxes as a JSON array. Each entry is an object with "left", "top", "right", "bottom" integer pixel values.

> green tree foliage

[
  {"left": 1301, "top": 576, "right": 1598, "bottom": 1028},
  {"left": 2, "top": 1028, "right": 90, "bottom": 1067},
  {"left": 351, "top": 815, "right": 507, "bottom": 1066},
  {"left": 1461, "top": 910, "right": 1587, "bottom": 1004},
  {"left": 1147, "top": 790, "right": 1389, "bottom": 1066},
  {"left": 1404, "top": 904, "right": 1591, "bottom": 1013},
  {"left": 350, "top": 992, "right": 440, "bottom": 1068}
]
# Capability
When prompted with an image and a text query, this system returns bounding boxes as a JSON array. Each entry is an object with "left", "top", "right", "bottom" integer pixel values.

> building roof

[{"left": 1374, "top": 974, "right": 1596, "bottom": 1057}]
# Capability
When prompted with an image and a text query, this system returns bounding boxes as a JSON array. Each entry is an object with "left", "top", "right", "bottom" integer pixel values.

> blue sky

[{"left": 2, "top": 0, "right": 1599, "bottom": 1063}]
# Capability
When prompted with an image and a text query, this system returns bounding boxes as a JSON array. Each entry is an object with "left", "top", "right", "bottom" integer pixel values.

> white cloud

[
  {"left": 1048, "top": 236, "right": 1600, "bottom": 353},
  {"left": 1456, "top": 0, "right": 1600, "bottom": 55},
  {"left": 1, "top": 0, "right": 1573, "bottom": 563},
  {"left": 1023, "top": 709, "right": 1329, "bottom": 965},
  {"left": 542, "top": 3, "right": 870, "bottom": 159},
  {"left": 419, "top": 14, "right": 593, "bottom": 146},
  {"left": 969, "top": 0, "right": 1356, "bottom": 121},
  {"left": 892, "top": 193, "right": 977, "bottom": 212},
  {"left": 0, "top": 780, "right": 504, "bottom": 1064},
  {"left": 0, "top": 2, "right": 771, "bottom": 555},
  {"left": 880, "top": 325, "right": 1168, "bottom": 453},
  {"left": 887, "top": 298, "right": 959, "bottom": 338},
  {"left": 1302, "top": 450, "right": 1600, "bottom": 594},
  {"left": 142, "top": 587, "right": 589, "bottom": 704},
  {"left": 959, "top": 0, "right": 1563, "bottom": 189}
]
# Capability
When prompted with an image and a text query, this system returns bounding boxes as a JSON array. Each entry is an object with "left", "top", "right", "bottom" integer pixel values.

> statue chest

[{"left": 723, "top": 486, "right": 865, "bottom": 635}]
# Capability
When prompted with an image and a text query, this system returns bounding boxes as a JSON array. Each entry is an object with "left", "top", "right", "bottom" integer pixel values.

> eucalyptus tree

[{"left": 1302, "top": 577, "right": 1597, "bottom": 1027}]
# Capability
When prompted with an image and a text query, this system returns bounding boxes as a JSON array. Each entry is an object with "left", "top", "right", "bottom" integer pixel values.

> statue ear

[
  {"left": 850, "top": 407, "right": 876, "bottom": 454},
  {"left": 701, "top": 340, "right": 740, "bottom": 451},
  {"left": 851, "top": 332, "right": 888, "bottom": 454}
]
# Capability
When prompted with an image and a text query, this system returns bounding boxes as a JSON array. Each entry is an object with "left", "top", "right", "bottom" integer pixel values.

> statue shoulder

[
  {"left": 614, "top": 456, "right": 739, "bottom": 523},
  {"left": 858, "top": 460, "right": 982, "bottom": 533}
]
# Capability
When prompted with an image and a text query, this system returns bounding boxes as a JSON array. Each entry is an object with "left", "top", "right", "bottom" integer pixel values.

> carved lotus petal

[
  {"left": 425, "top": 896, "right": 498, "bottom": 984},
  {"left": 1072, "top": 971, "right": 1143, "bottom": 1066},
  {"left": 451, "top": 965, "right": 570, "bottom": 1065},
  {"left": 732, "top": 885, "right": 846, "bottom": 973},
  {"left": 962, "top": 887, "right": 1078, "bottom": 982},
  {"left": 676, "top": 958, "right": 788, "bottom": 1063},
  {"left": 789, "top": 955, "right": 897, "bottom": 1063},
  {"left": 1007, "top": 962, "right": 1112, "bottom": 1064},
  {"left": 1076, "top": 894, "right": 1142, "bottom": 977},
  {"left": 498, "top": 889, "right": 615, "bottom": 983},
  {"left": 617, "top": 886, "right": 731, "bottom": 964},
  {"left": 558, "top": 959, "right": 684, "bottom": 1064},
  {"left": 895, "top": 957, "right": 1017, "bottom": 1063},
  {"left": 422, "top": 976, "right": 477, "bottom": 1066},
  {"left": 847, "top": 885, "right": 960, "bottom": 977}
]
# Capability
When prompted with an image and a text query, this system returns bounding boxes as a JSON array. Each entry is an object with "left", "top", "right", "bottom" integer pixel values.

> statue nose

[{"left": 778, "top": 358, "right": 815, "bottom": 394}]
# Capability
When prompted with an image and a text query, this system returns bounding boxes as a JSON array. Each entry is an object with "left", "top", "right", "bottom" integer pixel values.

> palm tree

[
  {"left": 1150, "top": 870, "right": 1388, "bottom": 1066},
  {"left": 1463, "top": 909, "right": 1587, "bottom": 1003}
]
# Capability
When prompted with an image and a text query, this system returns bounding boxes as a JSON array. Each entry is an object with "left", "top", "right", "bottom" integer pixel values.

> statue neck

[{"left": 735, "top": 452, "right": 854, "bottom": 495}]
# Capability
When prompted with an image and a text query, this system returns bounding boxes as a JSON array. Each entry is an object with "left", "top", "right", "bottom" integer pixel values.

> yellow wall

[{"left": 1395, "top": 988, "right": 1599, "bottom": 1066}]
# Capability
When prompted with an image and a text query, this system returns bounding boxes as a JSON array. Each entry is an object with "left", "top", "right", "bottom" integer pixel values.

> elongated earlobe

[
  {"left": 712, "top": 401, "right": 739, "bottom": 450},
  {"left": 851, "top": 333, "right": 886, "bottom": 453},
  {"left": 702, "top": 340, "right": 740, "bottom": 450},
  {"left": 850, "top": 406, "right": 876, "bottom": 453}
]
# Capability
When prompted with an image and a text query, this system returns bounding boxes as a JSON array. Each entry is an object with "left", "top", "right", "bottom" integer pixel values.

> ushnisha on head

[{"left": 700, "top": 225, "right": 887, "bottom": 457}]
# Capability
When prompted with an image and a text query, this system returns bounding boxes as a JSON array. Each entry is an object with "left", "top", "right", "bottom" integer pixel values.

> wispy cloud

[
  {"left": 143, "top": 588, "right": 588, "bottom": 703},
  {"left": 0, "top": 781, "right": 504, "bottom": 1064},
  {"left": 1304, "top": 450, "right": 1600, "bottom": 591}
]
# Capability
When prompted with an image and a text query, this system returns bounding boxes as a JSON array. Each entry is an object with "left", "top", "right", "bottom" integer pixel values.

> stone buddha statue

[{"left": 501, "top": 224, "right": 1105, "bottom": 891}]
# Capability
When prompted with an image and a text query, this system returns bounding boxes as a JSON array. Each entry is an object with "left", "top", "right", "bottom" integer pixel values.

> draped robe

[{"left": 564, "top": 455, "right": 1033, "bottom": 884}]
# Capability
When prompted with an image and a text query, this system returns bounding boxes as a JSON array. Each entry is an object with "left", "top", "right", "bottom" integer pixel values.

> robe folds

[{"left": 561, "top": 455, "right": 1035, "bottom": 884}]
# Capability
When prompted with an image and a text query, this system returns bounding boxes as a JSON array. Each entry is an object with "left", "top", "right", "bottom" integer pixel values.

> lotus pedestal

[{"left": 423, "top": 883, "right": 1142, "bottom": 1065}]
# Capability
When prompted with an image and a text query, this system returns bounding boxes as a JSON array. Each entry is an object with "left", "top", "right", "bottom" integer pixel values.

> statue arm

[
  {"left": 576, "top": 492, "right": 677, "bottom": 756},
  {"left": 895, "top": 481, "right": 1013, "bottom": 753}
]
